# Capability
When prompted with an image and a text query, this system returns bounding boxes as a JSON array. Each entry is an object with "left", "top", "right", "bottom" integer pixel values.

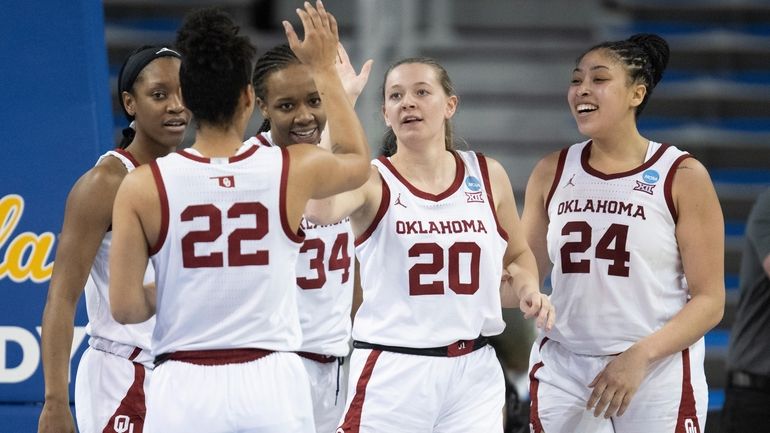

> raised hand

[
  {"left": 335, "top": 42, "right": 373, "bottom": 102},
  {"left": 283, "top": 1, "right": 339, "bottom": 70}
]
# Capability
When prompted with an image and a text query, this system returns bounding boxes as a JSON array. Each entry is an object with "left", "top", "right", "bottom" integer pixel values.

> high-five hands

[{"left": 283, "top": 1, "right": 339, "bottom": 70}]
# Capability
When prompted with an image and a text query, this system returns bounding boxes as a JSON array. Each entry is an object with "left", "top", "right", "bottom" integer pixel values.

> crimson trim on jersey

[
  {"left": 664, "top": 154, "right": 693, "bottom": 223},
  {"left": 128, "top": 347, "right": 142, "bottom": 361},
  {"left": 376, "top": 151, "right": 464, "bottom": 201},
  {"left": 545, "top": 149, "right": 568, "bottom": 210},
  {"left": 339, "top": 349, "right": 382, "bottom": 433},
  {"left": 354, "top": 175, "right": 390, "bottom": 247},
  {"left": 476, "top": 153, "right": 509, "bottom": 241},
  {"left": 114, "top": 148, "right": 141, "bottom": 168},
  {"left": 581, "top": 141, "right": 671, "bottom": 180},
  {"left": 279, "top": 146, "right": 305, "bottom": 244},
  {"left": 175, "top": 146, "right": 259, "bottom": 163},
  {"left": 229, "top": 143, "right": 259, "bottom": 162},
  {"left": 101, "top": 362, "right": 146, "bottom": 433},
  {"left": 176, "top": 148, "right": 210, "bottom": 163},
  {"left": 148, "top": 162, "right": 169, "bottom": 256},
  {"left": 675, "top": 348, "right": 701, "bottom": 433},
  {"left": 255, "top": 133, "right": 272, "bottom": 147},
  {"left": 528, "top": 360, "right": 545, "bottom": 433}
]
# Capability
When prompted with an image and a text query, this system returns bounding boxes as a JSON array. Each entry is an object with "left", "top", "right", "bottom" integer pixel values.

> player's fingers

[
  {"left": 294, "top": 7, "right": 312, "bottom": 41},
  {"left": 358, "top": 59, "right": 374, "bottom": 82},
  {"left": 536, "top": 296, "right": 549, "bottom": 322},
  {"left": 303, "top": 1, "right": 321, "bottom": 31},
  {"left": 283, "top": 21, "right": 300, "bottom": 50},
  {"left": 546, "top": 304, "right": 556, "bottom": 331},
  {"left": 328, "top": 11, "right": 339, "bottom": 40},
  {"left": 315, "top": 0, "right": 330, "bottom": 32},
  {"left": 616, "top": 393, "right": 633, "bottom": 417},
  {"left": 604, "top": 391, "right": 625, "bottom": 418},
  {"left": 592, "top": 388, "right": 615, "bottom": 418}
]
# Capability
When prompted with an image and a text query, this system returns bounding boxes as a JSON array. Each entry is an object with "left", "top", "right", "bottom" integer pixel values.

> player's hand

[
  {"left": 38, "top": 400, "right": 76, "bottom": 433},
  {"left": 334, "top": 42, "right": 373, "bottom": 102},
  {"left": 586, "top": 345, "right": 649, "bottom": 419},
  {"left": 519, "top": 290, "right": 555, "bottom": 331},
  {"left": 283, "top": 1, "right": 339, "bottom": 70}
]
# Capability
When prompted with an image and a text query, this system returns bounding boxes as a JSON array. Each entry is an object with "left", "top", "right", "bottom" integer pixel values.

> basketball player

[
  {"left": 304, "top": 57, "right": 554, "bottom": 433},
  {"left": 522, "top": 34, "right": 725, "bottom": 433},
  {"left": 247, "top": 41, "right": 372, "bottom": 433},
  {"left": 38, "top": 46, "right": 188, "bottom": 433},
  {"left": 108, "top": 3, "right": 370, "bottom": 432}
]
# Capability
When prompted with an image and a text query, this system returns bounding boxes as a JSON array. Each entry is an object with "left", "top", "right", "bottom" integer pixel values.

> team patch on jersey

[
  {"left": 465, "top": 175, "right": 482, "bottom": 192},
  {"left": 465, "top": 191, "right": 484, "bottom": 203},
  {"left": 633, "top": 180, "right": 656, "bottom": 195},
  {"left": 210, "top": 175, "right": 235, "bottom": 188},
  {"left": 642, "top": 169, "right": 660, "bottom": 184}
]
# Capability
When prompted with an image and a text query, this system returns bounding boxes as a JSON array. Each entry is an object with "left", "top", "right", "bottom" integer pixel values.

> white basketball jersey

[
  {"left": 84, "top": 149, "right": 155, "bottom": 354},
  {"left": 546, "top": 140, "right": 692, "bottom": 355},
  {"left": 246, "top": 132, "right": 354, "bottom": 357},
  {"left": 149, "top": 143, "right": 304, "bottom": 355},
  {"left": 354, "top": 150, "right": 508, "bottom": 348}
]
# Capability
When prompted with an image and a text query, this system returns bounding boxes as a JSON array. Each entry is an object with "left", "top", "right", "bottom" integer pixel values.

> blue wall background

[{"left": 0, "top": 0, "right": 112, "bottom": 430}]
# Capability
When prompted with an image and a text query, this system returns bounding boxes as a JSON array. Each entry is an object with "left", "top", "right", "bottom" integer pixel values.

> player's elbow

[{"left": 110, "top": 292, "right": 152, "bottom": 324}]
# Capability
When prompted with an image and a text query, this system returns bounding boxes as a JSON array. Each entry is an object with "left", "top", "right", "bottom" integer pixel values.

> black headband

[{"left": 117, "top": 46, "right": 182, "bottom": 119}]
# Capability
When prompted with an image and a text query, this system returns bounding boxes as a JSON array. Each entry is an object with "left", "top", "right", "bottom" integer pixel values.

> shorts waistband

[
  {"left": 353, "top": 336, "right": 489, "bottom": 358},
  {"left": 728, "top": 370, "right": 770, "bottom": 391},
  {"left": 296, "top": 351, "right": 339, "bottom": 364},
  {"left": 154, "top": 348, "right": 274, "bottom": 366},
  {"left": 89, "top": 336, "right": 153, "bottom": 368}
]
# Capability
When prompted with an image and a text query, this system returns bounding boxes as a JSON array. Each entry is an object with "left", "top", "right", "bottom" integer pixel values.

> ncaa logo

[
  {"left": 642, "top": 169, "right": 660, "bottom": 184},
  {"left": 465, "top": 176, "right": 481, "bottom": 192}
]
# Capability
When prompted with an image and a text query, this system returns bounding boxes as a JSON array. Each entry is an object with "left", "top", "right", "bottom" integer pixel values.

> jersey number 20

[{"left": 409, "top": 242, "right": 480, "bottom": 296}]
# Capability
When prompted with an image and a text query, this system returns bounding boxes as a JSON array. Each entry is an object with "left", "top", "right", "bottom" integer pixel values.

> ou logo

[
  {"left": 684, "top": 418, "right": 698, "bottom": 433},
  {"left": 114, "top": 415, "right": 135, "bottom": 433}
]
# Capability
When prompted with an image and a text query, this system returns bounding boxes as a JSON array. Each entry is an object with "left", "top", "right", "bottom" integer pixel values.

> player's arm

[
  {"left": 521, "top": 151, "right": 560, "bottom": 287},
  {"left": 487, "top": 156, "right": 554, "bottom": 330},
  {"left": 109, "top": 167, "right": 157, "bottom": 324},
  {"left": 38, "top": 165, "right": 122, "bottom": 433},
  {"left": 283, "top": 2, "right": 370, "bottom": 200},
  {"left": 587, "top": 157, "right": 725, "bottom": 419}
]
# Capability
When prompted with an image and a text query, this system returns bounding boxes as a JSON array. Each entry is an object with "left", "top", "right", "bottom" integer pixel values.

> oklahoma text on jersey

[
  {"left": 556, "top": 199, "right": 647, "bottom": 220},
  {"left": 395, "top": 219, "right": 488, "bottom": 235}
]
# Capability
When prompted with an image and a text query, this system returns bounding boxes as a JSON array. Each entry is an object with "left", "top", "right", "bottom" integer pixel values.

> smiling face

[
  {"left": 382, "top": 62, "right": 457, "bottom": 148},
  {"left": 568, "top": 48, "right": 646, "bottom": 138},
  {"left": 257, "top": 63, "right": 325, "bottom": 146},
  {"left": 122, "top": 56, "right": 189, "bottom": 150}
]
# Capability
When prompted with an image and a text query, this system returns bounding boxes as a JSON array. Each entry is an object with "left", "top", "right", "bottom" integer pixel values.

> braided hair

[
  {"left": 251, "top": 44, "right": 301, "bottom": 133},
  {"left": 579, "top": 33, "right": 670, "bottom": 117}
]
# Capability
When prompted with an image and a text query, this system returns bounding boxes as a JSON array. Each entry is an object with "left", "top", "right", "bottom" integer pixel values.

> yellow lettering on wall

[{"left": 0, "top": 195, "right": 56, "bottom": 283}]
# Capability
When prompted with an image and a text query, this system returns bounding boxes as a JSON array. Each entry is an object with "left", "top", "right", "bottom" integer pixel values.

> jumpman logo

[
  {"left": 394, "top": 193, "right": 407, "bottom": 208},
  {"left": 563, "top": 174, "right": 576, "bottom": 188}
]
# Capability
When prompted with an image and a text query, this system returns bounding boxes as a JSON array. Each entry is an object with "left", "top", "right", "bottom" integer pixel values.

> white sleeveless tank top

[
  {"left": 354, "top": 150, "right": 508, "bottom": 348},
  {"left": 546, "top": 140, "right": 692, "bottom": 355}
]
